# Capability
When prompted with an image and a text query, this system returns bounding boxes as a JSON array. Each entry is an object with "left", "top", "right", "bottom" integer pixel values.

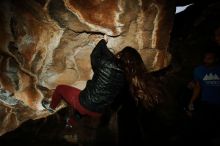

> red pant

[{"left": 50, "top": 85, "right": 101, "bottom": 117}]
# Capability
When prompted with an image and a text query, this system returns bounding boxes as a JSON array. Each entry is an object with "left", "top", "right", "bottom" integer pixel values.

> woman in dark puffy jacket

[
  {"left": 42, "top": 39, "right": 125, "bottom": 119},
  {"left": 42, "top": 39, "right": 163, "bottom": 125}
]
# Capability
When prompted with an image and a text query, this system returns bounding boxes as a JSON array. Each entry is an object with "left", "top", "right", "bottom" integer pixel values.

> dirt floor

[{"left": 0, "top": 101, "right": 220, "bottom": 146}]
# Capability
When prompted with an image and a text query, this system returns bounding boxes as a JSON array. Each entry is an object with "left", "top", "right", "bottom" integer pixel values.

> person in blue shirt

[
  {"left": 188, "top": 48, "right": 220, "bottom": 145},
  {"left": 189, "top": 51, "right": 220, "bottom": 106}
]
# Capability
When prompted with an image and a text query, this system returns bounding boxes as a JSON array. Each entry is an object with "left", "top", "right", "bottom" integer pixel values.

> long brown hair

[{"left": 117, "top": 47, "right": 163, "bottom": 109}]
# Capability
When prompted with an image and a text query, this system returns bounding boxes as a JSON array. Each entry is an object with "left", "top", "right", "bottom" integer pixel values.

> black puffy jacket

[{"left": 79, "top": 39, "right": 125, "bottom": 113}]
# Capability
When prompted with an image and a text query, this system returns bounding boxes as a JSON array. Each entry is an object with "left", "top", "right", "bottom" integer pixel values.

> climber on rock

[
  {"left": 42, "top": 35, "right": 164, "bottom": 127},
  {"left": 42, "top": 36, "right": 125, "bottom": 125}
]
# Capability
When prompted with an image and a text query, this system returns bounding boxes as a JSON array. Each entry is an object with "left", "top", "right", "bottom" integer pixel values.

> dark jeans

[{"left": 192, "top": 101, "right": 220, "bottom": 144}]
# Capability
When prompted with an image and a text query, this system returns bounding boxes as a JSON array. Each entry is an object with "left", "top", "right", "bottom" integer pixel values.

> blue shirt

[{"left": 194, "top": 65, "right": 220, "bottom": 104}]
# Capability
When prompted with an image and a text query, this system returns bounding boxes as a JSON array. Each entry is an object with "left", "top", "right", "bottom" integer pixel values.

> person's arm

[
  {"left": 188, "top": 81, "right": 201, "bottom": 111},
  {"left": 91, "top": 39, "right": 114, "bottom": 69},
  {"left": 90, "top": 39, "right": 107, "bottom": 70},
  {"left": 91, "top": 39, "right": 107, "bottom": 59}
]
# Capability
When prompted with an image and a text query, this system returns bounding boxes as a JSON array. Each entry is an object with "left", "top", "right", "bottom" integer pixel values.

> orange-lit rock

[{"left": 0, "top": 0, "right": 175, "bottom": 136}]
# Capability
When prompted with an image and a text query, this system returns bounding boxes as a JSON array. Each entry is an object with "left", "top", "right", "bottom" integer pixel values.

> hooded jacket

[{"left": 79, "top": 39, "right": 125, "bottom": 113}]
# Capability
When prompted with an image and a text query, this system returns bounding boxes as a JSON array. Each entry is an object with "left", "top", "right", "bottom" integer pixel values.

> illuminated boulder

[{"left": 0, "top": 0, "right": 175, "bottom": 136}]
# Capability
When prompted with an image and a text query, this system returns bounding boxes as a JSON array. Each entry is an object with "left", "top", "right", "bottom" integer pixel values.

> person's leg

[
  {"left": 50, "top": 84, "right": 81, "bottom": 109},
  {"left": 49, "top": 84, "right": 102, "bottom": 122}
]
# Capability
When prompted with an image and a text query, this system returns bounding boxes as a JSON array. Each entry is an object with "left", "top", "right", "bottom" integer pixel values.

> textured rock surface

[{"left": 0, "top": 0, "right": 175, "bottom": 136}]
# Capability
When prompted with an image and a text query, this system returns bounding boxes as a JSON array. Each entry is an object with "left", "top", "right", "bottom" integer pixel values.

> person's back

[{"left": 79, "top": 39, "right": 125, "bottom": 113}]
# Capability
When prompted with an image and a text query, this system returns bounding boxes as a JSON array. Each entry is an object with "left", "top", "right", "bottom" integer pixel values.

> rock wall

[{"left": 0, "top": 0, "right": 175, "bottom": 136}]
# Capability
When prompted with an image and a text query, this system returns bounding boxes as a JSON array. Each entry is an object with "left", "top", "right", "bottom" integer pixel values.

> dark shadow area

[{"left": 0, "top": 108, "right": 76, "bottom": 146}]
